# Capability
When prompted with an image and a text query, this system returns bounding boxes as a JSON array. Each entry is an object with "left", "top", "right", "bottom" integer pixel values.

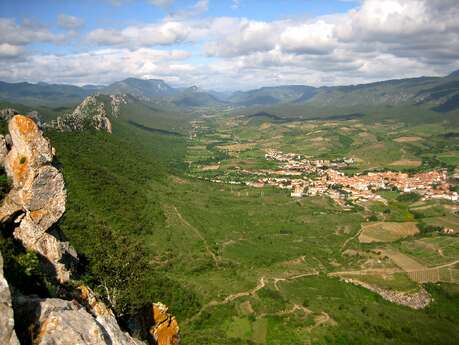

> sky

[{"left": 1, "top": 0, "right": 459, "bottom": 90}]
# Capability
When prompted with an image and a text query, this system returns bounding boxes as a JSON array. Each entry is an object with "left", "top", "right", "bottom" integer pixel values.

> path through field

[{"left": 172, "top": 205, "right": 220, "bottom": 267}]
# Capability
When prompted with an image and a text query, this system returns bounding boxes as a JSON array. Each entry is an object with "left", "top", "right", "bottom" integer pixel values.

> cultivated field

[{"left": 359, "top": 222, "right": 419, "bottom": 243}]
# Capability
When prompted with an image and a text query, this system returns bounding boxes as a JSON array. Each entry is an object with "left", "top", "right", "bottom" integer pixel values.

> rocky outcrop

[
  {"left": 0, "top": 252, "right": 20, "bottom": 345},
  {"left": 14, "top": 293, "right": 144, "bottom": 345},
  {"left": 0, "top": 115, "right": 77, "bottom": 283},
  {"left": 0, "top": 108, "right": 19, "bottom": 121},
  {"left": 0, "top": 108, "right": 43, "bottom": 127},
  {"left": 150, "top": 303, "right": 180, "bottom": 345},
  {"left": 48, "top": 95, "right": 127, "bottom": 133}
]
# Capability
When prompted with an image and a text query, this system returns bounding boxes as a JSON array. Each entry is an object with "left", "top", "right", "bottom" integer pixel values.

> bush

[{"left": 396, "top": 192, "right": 421, "bottom": 203}]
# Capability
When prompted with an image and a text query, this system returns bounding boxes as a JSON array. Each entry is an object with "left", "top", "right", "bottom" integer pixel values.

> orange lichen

[
  {"left": 150, "top": 303, "right": 180, "bottom": 345},
  {"left": 30, "top": 209, "right": 47, "bottom": 223},
  {"left": 13, "top": 115, "right": 38, "bottom": 137},
  {"left": 78, "top": 285, "right": 112, "bottom": 316},
  {"left": 11, "top": 154, "right": 29, "bottom": 183}
]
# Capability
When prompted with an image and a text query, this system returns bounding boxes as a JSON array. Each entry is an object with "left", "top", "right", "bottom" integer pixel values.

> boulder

[{"left": 0, "top": 252, "right": 20, "bottom": 345}]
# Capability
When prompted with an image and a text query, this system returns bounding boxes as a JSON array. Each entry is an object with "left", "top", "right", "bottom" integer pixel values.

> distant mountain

[
  {"left": 1, "top": 69, "right": 459, "bottom": 111},
  {"left": 102, "top": 78, "right": 176, "bottom": 100},
  {"left": 449, "top": 69, "right": 459, "bottom": 78},
  {"left": 101, "top": 79, "right": 226, "bottom": 107},
  {"left": 172, "top": 86, "right": 224, "bottom": 107},
  {"left": 0, "top": 81, "right": 92, "bottom": 107},
  {"left": 302, "top": 75, "right": 459, "bottom": 111},
  {"left": 228, "top": 85, "right": 317, "bottom": 106}
]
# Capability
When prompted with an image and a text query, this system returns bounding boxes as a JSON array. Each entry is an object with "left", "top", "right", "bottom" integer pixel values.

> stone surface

[
  {"left": 49, "top": 95, "right": 128, "bottom": 133},
  {"left": 14, "top": 294, "right": 145, "bottom": 345},
  {"left": 77, "top": 285, "right": 145, "bottom": 345},
  {"left": 0, "top": 115, "right": 76, "bottom": 283},
  {"left": 0, "top": 252, "right": 20, "bottom": 345},
  {"left": 150, "top": 303, "right": 181, "bottom": 345},
  {"left": 0, "top": 134, "right": 8, "bottom": 165},
  {"left": 0, "top": 108, "right": 19, "bottom": 121}
]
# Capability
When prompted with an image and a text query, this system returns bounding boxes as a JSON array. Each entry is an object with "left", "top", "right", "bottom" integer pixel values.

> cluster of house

[{"left": 245, "top": 150, "right": 458, "bottom": 204}]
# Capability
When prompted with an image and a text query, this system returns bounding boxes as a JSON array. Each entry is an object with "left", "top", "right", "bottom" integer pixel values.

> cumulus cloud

[
  {"left": 280, "top": 20, "right": 336, "bottom": 55},
  {"left": 168, "top": 0, "right": 209, "bottom": 20},
  {"left": 57, "top": 14, "right": 84, "bottom": 30},
  {"left": 0, "top": 48, "right": 192, "bottom": 85},
  {"left": 87, "top": 21, "right": 193, "bottom": 47},
  {"left": 0, "top": 18, "right": 67, "bottom": 46},
  {"left": 0, "top": 43, "right": 24, "bottom": 58},
  {"left": 205, "top": 18, "right": 281, "bottom": 57}
]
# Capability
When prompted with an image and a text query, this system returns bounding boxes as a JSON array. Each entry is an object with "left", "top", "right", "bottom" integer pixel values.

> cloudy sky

[{"left": 1, "top": 0, "right": 459, "bottom": 90}]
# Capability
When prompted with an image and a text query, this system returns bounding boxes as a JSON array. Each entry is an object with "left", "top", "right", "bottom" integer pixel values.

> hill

[
  {"left": 229, "top": 85, "right": 317, "bottom": 106},
  {"left": 0, "top": 81, "right": 92, "bottom": 107}
]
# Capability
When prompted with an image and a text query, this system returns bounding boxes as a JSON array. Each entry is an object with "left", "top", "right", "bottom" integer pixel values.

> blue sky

[{"left": 0, "top": 0, "right": 458, "bottom": 90}]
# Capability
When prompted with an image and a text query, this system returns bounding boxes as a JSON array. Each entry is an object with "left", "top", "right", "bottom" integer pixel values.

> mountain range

[{"left": 1, "top": 69, "right": 459, "bottom": 113}]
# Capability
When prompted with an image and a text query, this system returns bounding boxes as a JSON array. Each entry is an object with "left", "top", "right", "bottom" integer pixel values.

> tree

[{"left": 88, "top": 225, "right": 150, "bottom": 316}]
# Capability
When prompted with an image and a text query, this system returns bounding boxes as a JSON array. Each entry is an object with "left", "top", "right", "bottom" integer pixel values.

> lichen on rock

[
  {"left": 150, "top": 302, "right": 181, "bottom": 345},
  {"left": 0, "top": 115, "right": 76, "bottom": 283}
]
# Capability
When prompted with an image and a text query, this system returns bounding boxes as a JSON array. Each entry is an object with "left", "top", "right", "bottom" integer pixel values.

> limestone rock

[
  {"left": 0, "top": 252, "right": 20, "bottom": 345},
  {"left": 77, "top": 285, "right": 144, "bottom": 345},
  {"left": 14, "top": 294, "right": 143, "bottom": 345},
  {"left": 0, "top": 108, "right": 43, "bottom": 127},
  {"left": 0, "top": 134, "right": 8, "bottom": 165},
  {"left": 0, "top": 115, "right": 76, "bottom": 283},
  {"left": 13, "top": 289, "right": 145, "bottom": 345},
  {"left": 48, "top": 94, "right": 128, "bottom": 133},
  {"left": 0, "top": 108, "right": 19, "bottom": 121},
  {"left": 150, "top": 303, "right": 180, "bottom": 345}
]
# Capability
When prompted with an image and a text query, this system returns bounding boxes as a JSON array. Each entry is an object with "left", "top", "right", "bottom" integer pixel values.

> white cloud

[
  {"left": 148, "top": 0, "right": 175, "bottom": 7},
  {"left": 231, "top": 0, "right": 241, "bottom": 9},
  {"left": 0, "top": 48, "right": 192, "bottom": 85},
  {"left": 0, "top": 43, "right": 24, "bottom": 58},
  {"left": 168, "top": 0, "right": 209, "bottom": 20},
  {"left": 0, "top": 18, "right": 67, "bottom": 46},
  {"left": 280, "top": 20, "right": 336, "bottom": 55},
  {"left": 205, "top": 18, "right": 280, "bottom": 57},
  {"left": 57, "top": 14, "right": 84, "bottom": 30},
  {"left": 87, "top": 21, "right": 193, "bottom": 47}
]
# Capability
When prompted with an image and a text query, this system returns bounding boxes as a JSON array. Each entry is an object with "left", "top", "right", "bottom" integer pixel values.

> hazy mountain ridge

[{"left": 1, "top": 69, "right": 459, "bottom": 111}]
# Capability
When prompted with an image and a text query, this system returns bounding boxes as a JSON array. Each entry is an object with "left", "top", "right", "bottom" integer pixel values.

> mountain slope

[
  {"left": 229, "top": 85, "right": 317, "bottom": 106},
  {"left": 0, "top": 81, "right": 92, "bottom": 107},
  {"left": 103, "top": 78, "right": 176, "bottom": 100}
]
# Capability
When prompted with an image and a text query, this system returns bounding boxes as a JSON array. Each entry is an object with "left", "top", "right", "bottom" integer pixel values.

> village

[{"left": 200, "top": 149, "right": 458, "bottom": 207}]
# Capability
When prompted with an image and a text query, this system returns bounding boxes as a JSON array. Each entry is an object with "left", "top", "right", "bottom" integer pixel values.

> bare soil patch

[
  {"left": 393, "top": 136, "right": 422, "bottom": 143},
  {"left": 359, "top": 222, "right": 419, "bottom": 243},
  {"left": 389, "top": 159, "right": 422, "bottom": 167},
  {"left": 381, "top": 249, "right": 426, "bottom": 271}
]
